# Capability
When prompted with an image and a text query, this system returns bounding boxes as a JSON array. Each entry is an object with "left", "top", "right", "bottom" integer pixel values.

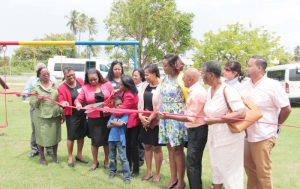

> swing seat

[{"left": 0, "top": 124, "right": 8, "bottom": 128}]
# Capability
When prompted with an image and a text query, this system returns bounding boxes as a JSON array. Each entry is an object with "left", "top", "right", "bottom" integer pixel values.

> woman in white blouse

[
  {"left": 202, "top": 61, "right": 246, "bottom": 189},
  {"left": 223, "top": 61, "right": 244, "bottom": 89}
]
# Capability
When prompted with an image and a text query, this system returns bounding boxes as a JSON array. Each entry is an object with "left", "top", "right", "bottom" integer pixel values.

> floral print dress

[{"left": 158, "top": 76, "right": 188, "bottom": 147}]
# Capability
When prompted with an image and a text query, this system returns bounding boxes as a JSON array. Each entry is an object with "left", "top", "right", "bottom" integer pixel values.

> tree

[
  {"left": 293, "top": 46, "right": 300, "bottom": 61},
  {"left": 65, "top": 10, "right": 80, "bottom": 37},
  {"left": 77, "top": 13, "right": 88, "bottom": 41},
  {"left": 105, "top": 0, "right": 194, "bottom": 67},
  {"left": 193, "top": 23, "right": 291, "bottom": 68},
  {"left": 66, "top": 10, "right": 99, "bottom": 56},
  {"left": 87, "top": 17, "right": 98, "bottom": 39},
  {"left": 11, "top": 33, "right": 76, "bottom": 71}
]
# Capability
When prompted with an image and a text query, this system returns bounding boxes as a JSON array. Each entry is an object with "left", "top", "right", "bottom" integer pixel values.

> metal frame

[{"left": 0, "top": 41, "right": 140, "bottom": 68}]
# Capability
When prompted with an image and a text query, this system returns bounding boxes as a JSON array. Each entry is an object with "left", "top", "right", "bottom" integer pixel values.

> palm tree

[
  {"left": 87, "top": 17, "right": 98, "bottom": 39},
  {"left": 65, "top": 10, "right": 80, "bottom": 37},
  {"left": 78, "top": 13, "right": 88, "bottom": 41}
]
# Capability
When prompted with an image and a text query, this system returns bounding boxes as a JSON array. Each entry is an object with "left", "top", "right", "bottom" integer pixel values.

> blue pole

[{"left": 134, "top": 44, "right": 138, "bottom": 68}]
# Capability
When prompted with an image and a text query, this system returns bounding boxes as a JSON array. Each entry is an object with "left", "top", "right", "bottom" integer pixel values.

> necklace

[
  {"left": 41, "top": 81, "right": 52, "bottom": 90},
  {"left": 65, "top": 81, "right": 76, "bottom": 88}
]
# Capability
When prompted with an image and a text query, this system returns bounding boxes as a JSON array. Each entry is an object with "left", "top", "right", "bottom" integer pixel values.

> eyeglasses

[
  {"left": 224, "top": 68, "right": 232, "bottom": 72},
  {"left": 66, "top": 74, "right": 75, "bottom": 78}
]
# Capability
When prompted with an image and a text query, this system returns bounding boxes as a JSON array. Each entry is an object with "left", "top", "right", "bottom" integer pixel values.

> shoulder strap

[{"left": 223, "top": 86, "right": 232, "bottom": 112}]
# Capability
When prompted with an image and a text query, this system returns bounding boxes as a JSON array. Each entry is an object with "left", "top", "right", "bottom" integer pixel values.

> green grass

[{"left": 0, "top": 85, "right": 299, "bottom": 189}]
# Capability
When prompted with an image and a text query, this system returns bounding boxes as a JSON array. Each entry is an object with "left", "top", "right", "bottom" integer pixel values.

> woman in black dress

[
  {"left": 138, "top": 64, "right": 163, "bottom": 182},
  {"left": 58, "top": 67, "right": 88, "bottom": 167},
  {"left": 75, "top": 69, "right": 114, "bottom": 170}
]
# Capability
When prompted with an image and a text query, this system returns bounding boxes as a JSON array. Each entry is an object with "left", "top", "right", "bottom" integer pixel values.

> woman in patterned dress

[{"left": 157, "top": 54, "right": 188, "bottom": 189}]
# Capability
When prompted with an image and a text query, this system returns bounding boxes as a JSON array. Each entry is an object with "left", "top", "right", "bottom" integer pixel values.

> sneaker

[
  {"left": 28, "top": 151, "right": 39, "bottom": 158},
  {"left": 109, "top": 173, "right": 115, "bottom": 179},
  {"left": 124, "top": 179, "right": 131, "bottom": 184},
  {"left": 131, "top": 172, "right": 139, "bottom": 177}
]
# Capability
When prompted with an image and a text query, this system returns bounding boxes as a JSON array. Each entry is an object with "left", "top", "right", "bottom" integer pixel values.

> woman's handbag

[{"left": 223, "top": 87, "right": 263, "bottom": 133}]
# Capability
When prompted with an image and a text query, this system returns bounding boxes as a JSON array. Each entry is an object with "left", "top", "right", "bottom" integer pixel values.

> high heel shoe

[
  {"left": 75, "top": 156, "right": 88, "bottom": 164},
  {"left": 103, "top": 161, "right": 109, "bottom": 169},
  {"left": 89, "top": 162, "right": 99, "bottom": 171},
  {"left": 166, "top": 179, "right": 178, "bottom": 189},
  {"left": 67, "top": 161, "right": 75, "bottom": 167}
]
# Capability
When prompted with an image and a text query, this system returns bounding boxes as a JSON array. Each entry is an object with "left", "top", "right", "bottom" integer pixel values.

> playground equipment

[{"left": 0, "top": 40, "right": 139, "bottom": 127}]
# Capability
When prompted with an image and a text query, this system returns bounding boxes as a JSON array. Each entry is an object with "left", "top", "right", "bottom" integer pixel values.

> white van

[
  {"left": 47, "top": 56, "right": 110, "bottom": 80},
  {"left": 266, "top": 63, "right": 300, "bottom": 104}
]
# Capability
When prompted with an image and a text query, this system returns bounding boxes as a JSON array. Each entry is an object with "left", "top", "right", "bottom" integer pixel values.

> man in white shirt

[{"left": 240, "top": 56, "right": 291, "bottom": 189}]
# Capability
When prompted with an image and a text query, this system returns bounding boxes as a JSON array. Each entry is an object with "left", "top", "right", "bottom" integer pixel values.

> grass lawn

[{"left": 0, "top": 84, "right": 299, "bottom": 189}]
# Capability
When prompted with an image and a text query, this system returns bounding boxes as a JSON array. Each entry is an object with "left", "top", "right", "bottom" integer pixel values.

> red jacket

[
  {"left": 74, "top": 81, "right": 114, "bottom": 118},
  {"left": 58, "top": 78, "right": 84, "bottom": 116},
  {"left": 114, "top": 90, "right": 139, "bottom": 128}
]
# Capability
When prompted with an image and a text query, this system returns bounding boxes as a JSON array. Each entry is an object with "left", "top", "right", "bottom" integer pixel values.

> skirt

[
  {"left": 65, "top": 109, "right": 87, "bottom": 141},
  {"left": 34, "top": 116, "right": 61, "bottom": 147},
  {"left": 87, "top": 116, "right": 110, "bottom": 147},
  {"left": 140, "top": 125, "right": 161, "bottom": 146}
]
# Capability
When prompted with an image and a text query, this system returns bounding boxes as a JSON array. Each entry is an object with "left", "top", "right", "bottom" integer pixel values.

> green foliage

[
  {"left": 105, "top": 0, "right": 194, "bottom": 67},
  {"left": 11, "top": 33, "right": 76, "bottom": 72},
  {"left": 293, "top": 46, "right": 300, "bottom": 61},
  {"left": 194, "top": 23, "right": 291, "bottom": 69}
]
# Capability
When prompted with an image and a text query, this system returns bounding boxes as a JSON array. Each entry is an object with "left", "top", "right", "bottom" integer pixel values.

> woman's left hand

[
  {"left": 204, "top": 117, "right": 221, "bottom": 125},
  {"left": 158, "top": 111, "right": 168, "bottom": 119},
  {"left": 60, "top": 115, "right": 65, "bottom": 124}
]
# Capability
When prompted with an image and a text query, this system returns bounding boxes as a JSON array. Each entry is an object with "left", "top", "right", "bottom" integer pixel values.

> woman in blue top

[{"left": 107, "top": 60, "right": 124, "bottom": 96}]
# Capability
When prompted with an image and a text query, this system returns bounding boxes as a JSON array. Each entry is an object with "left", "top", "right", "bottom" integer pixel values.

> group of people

[{"left": 23, "top": 54, "right": 291, "bottom": 189}]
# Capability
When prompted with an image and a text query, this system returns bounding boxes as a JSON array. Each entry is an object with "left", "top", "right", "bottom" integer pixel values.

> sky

[{"left": 1, "top": 0, "right": 300, "bottom": 56}]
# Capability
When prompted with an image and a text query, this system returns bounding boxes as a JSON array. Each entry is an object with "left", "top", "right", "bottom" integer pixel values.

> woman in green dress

[{"left": 30, "top": 67, "right": 63, "bottom": 165}]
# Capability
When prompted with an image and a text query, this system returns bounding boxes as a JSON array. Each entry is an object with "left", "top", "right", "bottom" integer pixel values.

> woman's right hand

[
  {"left": 76, "top": 103, "right": 82, "bottom": 111},
  {"left": 61, "top": 101, "right": 69, "bottom": 107},
  {"left": 140, "top": 115, "right": 150, "bottom": 128}
]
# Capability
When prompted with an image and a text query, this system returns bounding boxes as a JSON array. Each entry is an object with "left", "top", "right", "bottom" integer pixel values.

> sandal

[
  {"left": 142, "top": 175, "right": 153, "bottom": 181},
  {"left": 153, "top": 175, "right": 161, "bottom": 183},
  {"left": 103, "top": 161, "right": 109, "bottom": 169}
]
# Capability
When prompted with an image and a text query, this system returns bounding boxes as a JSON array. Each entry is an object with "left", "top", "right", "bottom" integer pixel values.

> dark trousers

[
  {"left": 126, "top": 126, "right": 140, "bottom": 174},
  {"left": 186, "top": 125, "right": 208, "bottom": 189},
  {"left": 138, "top": 124, "right": 145, "bottom": 166}
]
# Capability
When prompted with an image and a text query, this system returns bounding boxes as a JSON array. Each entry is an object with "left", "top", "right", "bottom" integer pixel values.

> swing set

[{"left": 0, "top": 40, "right": 139, "bottom": 128}]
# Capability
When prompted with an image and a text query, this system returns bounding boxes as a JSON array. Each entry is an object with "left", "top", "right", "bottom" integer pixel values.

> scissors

[{"left": 84, "top": 102, "right": 104, "bottom": 114}]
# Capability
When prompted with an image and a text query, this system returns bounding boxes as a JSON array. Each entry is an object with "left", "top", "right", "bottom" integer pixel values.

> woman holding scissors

[{"left": 75, "top": 68, "right": 114, "bottom": 171}]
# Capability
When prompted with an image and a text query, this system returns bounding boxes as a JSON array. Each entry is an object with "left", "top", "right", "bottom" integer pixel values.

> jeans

[
  {"left": 186, "top": 125, "right": 208, "bottom": 189},
  {"left": 109, "top": 141, "right": 130, "bottom": 181}
]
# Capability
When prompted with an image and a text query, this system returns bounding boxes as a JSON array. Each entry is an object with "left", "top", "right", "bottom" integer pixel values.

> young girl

[{"left": 107, "top": 96, "right": 131, "bottom": 184}]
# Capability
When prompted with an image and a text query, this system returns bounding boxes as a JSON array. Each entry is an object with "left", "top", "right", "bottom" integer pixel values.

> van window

[
  {"left": 267, "top": 70, "right": 285, "bottom": 81},
  {"left": 86, "top": 61, "right": 96, "bottom": 70},
  {"left": 54, "top": 63, "right": 85, "bottom": 72},
  {"left": 100, "top": 64, "right": 109, "bottom": 72},
  {"left": 289, "top": 69, "right": 300, "bottom": 81}
]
